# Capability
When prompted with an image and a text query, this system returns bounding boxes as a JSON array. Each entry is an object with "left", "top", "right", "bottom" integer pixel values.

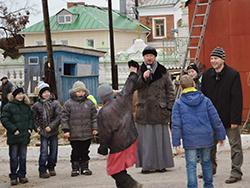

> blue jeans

[
  {"left": 39, "top": 135, "right": 58, "bottom": 173},
  {"left": 185, "top": 148, "right": 213, "bottom": 188},
  {"left": 9, "top": 144, "right": 27, "bottom": 180}
]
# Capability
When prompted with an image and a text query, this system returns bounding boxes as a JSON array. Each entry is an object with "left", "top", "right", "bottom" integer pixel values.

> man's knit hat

[
  {"left": 187, "top": 63, "right": 199, "bottom": 74},
  {"left": 37, "top": 81, "right": 50, "bottom": 96},
  {"left": 142, "top": 46, "right": 157, "bottom": 57},
  {"left": 210, "top": 47, "right": 225, "bottom": 60},
  {"left": 98, "top": 84, "right": 113, "bottom": 102},
  {"left": 71, "top": 80, "right": 89, "bottom": 93},
  {"left": 12, "top": 87, "right": 24, "bottom": 97}
]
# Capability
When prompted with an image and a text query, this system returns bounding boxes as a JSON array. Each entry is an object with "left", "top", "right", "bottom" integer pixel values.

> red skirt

[{"left": 107, "top": 139, "right": 138, "bottom": 176}]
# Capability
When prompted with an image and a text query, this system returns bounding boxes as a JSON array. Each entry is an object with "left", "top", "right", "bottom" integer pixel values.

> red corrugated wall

[{"left": 187, "top": 0, "right": 250, "bottom": 121}]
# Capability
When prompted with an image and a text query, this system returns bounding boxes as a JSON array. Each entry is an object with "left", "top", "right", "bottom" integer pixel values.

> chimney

[
  {"left": 120, "top": 0, "right": 127, "bottom": 15},
  {"left": 67, "top": 2, "right": 85, "bottom": 9}
]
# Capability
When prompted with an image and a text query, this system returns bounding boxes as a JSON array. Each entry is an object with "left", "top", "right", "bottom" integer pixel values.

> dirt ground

[
  {"left": 0, "top": 149, "right": 250, "bottom": 188},
  {"left": 1, "top": 125, "right": 250, "bottom": 188}
]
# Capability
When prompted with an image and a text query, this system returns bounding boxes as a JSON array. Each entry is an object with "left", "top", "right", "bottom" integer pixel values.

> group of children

[
  {"left": 1, "top": 60, "right": 226, "bottom": 188},
  {"left": 1, "top": 80, "right": 97, "bottom": 186}
]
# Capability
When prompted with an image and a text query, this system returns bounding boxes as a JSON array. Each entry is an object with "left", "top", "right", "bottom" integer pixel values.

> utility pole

[
  {"left": 41, "top": 0, "right": 57, "bottom": 97},
  {"left": 135, "top": 0, "right": 139, "bottom": 20},
  {"left": 108, "top": 0, "right": 118, "bottom": 90}
]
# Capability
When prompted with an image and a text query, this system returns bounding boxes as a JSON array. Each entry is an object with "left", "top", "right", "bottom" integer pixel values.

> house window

[
  {"left": 87, "top": 39, "right": 94, "bottom": 48},
  {"left": 152, "top": 17, "right": 166, "bottom": 39},
  {"left": 58, "top": 15, "right": 65, "bottom": 23},
  {"left": 64, "top": 64, "right": 76, "bottom": 76},
  {"left": 35, "top": 41, "right": 44, "bottom": 46},
  {"left": 61, "top": 40, "right": 68, "bottom": 45},
  {"left": 65, "top": 15, "right": 72, "bottom": 23},
  {"left": 28, "top": 57, "right": 39, "bottom": 65},
  {"left": 58, "top": 15, "right": 72, "bottom": 24}
]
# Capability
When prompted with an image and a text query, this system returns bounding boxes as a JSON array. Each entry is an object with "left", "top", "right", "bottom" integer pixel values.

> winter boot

[
  {"left": 71, "top": 161, "right": 80, "bottom": 177},
  {"left": 132, "top": 182, "right": 143, "bottom": 188},
  {"left": 80, "top": 161, "right": 92, "bottom": 175},
  {"left": 48, "top": 168, "right": 56, "bottom": 176},
  {"left": 10, "top": 179, "right": 18, "bottom": 186},
  {"left": 39, "top": 172, "right": 50, "bottom": 179},
  {"left": 19, "top": 177, "right": 28, "bottom": 184}
]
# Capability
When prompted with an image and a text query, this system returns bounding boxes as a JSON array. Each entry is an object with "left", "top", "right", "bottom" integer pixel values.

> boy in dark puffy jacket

[
  {"left": 32, "top": 81, "right": 62, "bottom": 178},
  {"left": 172, "top": 75, "right": 226, "bottom": 188},
  {"left": 1, "top": 87, "right": 33, "bottom": 186},
  {"left": 61, "top": 81, "right": 98, "bottom": 177},
  {"left": 97, "top": 64, "right": 142, "bottom": 188}
]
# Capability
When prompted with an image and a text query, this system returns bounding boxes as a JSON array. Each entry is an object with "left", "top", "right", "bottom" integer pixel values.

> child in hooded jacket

[
  {"left": 172, "top": 75, "right": 226, "bottom": 188},
  {"left": 1, "top": 87, "right": 34, "bottom": 186},
  {"left": 61, "top": 81, "right": 98, "bottom": 177},
  {"left": 32, "top": 81, "right": 62, "bottom": 178}
]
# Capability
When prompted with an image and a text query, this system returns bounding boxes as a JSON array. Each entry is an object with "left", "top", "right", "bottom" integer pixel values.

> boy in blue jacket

[{"left": 172, "top": 75, "right": 226, "bottom": 188}]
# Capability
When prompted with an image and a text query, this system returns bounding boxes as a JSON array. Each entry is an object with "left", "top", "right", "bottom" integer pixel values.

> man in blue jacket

[{"left": 172, "top": 74, "right": 226, "bottom": 188}]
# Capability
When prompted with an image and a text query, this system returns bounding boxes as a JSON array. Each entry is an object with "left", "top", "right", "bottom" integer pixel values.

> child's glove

[
  {"left": 64, "top": 132, "right": 70, "bottom": 139},
  {"left": 92, "top": 130, "right": 98, "bottom": 136},
  {"left": 36, "top": 127, "right": 41, "bottom": 133},
  {"left": 97, "top": 145, "right": 108, "bottom": 156},
  {"left": 174, "top": 146, "right": 183, "bottom": 155},
  {"left": 45, "top": 126, "right": 51, "bottom": 133},
  {"left": 14, "top": 130, "right": 20, "bottom": 135}
]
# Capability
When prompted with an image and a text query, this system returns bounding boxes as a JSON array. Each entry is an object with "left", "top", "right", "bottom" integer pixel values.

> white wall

[{"left": 24, "top": 30, "right": 148, "bottom": 53}]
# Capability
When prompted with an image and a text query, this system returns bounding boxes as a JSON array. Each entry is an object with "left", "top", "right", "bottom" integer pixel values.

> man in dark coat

[
  {"left": 201, "top": 47, "right": 243, "bottom": 184},
  {"left": 97, "top": 64, "right": 142, "bottom": 188},
  {"left": 135, "top": 46, "right": 175, "bottom": 173},
  {"left": 0, "top": 76, "right": 13, "bottom": 113}
]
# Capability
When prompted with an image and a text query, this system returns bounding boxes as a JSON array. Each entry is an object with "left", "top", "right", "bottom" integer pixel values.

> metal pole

[
  {"left": 41, "top": 0, "right": 57, "bottom": 98},
  {"left": 108, "top": 0, "right": 118, "bottom": 90}
]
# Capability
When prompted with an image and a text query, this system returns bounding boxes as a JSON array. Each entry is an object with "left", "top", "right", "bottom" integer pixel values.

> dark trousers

[
  {"left": 211, "top": 127, "right": 243, "bottom": 178},
  {"left": 39, "top": 135, "right": 58, "bottom": 173},
  {"left": 111, "top": 170, "right": 138, "bottom": 188},
  {"left": 9, "top": 144, "right": 27, "bottom": 180},
  {"left": 70, "top": 139, "right": 91, "bottom": 163}
]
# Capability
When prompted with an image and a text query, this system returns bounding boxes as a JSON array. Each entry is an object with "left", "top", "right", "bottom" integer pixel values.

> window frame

[
  {"left": 86, "top": 39, "right": 94, "bottom": 48},
  {"left": 152, "top": 17, "right": 167, "bottom": 39},
  {"left": 57, "top": 14, "right": 72, "bottom": 24},
  {"left": 61, "top": 40, "right": 68, "bottom": 45},
  {"left": 35, "top": 41, "right": 44, "bottom": 46},
  {"left": 28, "top": 56, "right": 39, "bottom": 65}
]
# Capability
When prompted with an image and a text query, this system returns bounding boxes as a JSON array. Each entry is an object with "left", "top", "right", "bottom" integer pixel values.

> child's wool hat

[
  {"left": 71, "top": 80, "right": 89, "bottom": 93},
  {"left": 12, "top": 87, "right": 24, "bottom": 97},
  {"left": 187, "top": 63, "right": 199, "bottom": 74},
  {"left": 98, "top": 84, "right": 113, "bottom": 102},
  {"left": 37, "top": 81, "right": 50, "bottom": 96}
]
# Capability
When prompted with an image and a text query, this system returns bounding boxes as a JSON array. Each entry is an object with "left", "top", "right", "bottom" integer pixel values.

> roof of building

[
  {"left": 139, "top": 0, "right": 180, "bottom": 7},
  {"left": 19, "top": 45, "right": 106, "bottom": 57},
  {"left": 21, "top": 4, "right": 150, "bottom": 34}
]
